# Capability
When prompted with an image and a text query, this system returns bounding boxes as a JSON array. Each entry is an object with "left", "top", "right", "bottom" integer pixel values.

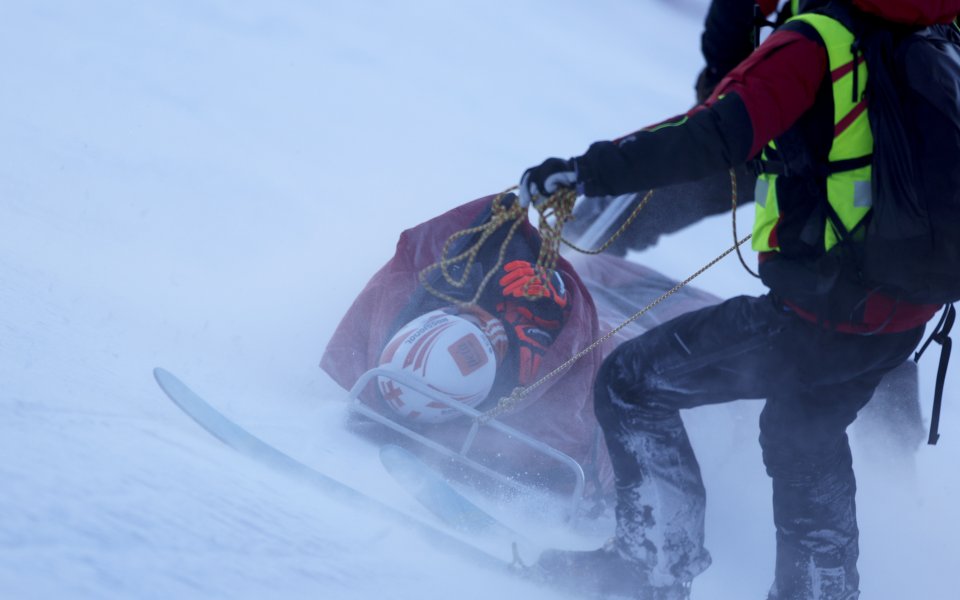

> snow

[{"left": 1, "top": 0, "right": 957, "bottom": 598}]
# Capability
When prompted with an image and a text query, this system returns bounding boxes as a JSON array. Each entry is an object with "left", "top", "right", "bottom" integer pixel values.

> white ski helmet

[{"left": 377, "top": 306, "right": 507, "bottom": 424}]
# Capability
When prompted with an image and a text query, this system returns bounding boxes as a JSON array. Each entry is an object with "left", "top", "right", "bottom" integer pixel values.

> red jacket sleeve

[{"left": 711, "top": 28, "right": 828, "bottom": 158}]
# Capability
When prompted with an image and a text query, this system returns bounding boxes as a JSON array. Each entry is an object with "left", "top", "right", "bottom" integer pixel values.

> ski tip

[
  {"left": 153, "top": 368, "right": 185, "bottom": 393},
  {"left": 153, "top": 367, "right": 172, "bottom": 384}
]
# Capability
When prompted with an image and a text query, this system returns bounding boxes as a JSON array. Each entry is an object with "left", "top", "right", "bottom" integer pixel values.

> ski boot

[{"left": 519, "top": 540, "right": 691, "bottom": 600}]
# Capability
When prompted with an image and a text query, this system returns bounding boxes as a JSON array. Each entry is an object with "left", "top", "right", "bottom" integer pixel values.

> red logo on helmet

[{"left": 447, "top": 333, "right": 489, "bottom": 376}]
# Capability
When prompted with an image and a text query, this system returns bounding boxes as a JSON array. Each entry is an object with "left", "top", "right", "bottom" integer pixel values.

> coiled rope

[{"left": 416, "top": 170, "right": 754, "bottom": 422}]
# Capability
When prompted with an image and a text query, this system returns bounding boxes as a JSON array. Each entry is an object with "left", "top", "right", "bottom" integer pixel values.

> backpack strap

[
  {"left": 751, "top": 154, "right": 872, "bottom": 178},
  {"left": 752, "top": 1, "right": 799, "bottom": 49},
  {"left": 914, "top": 303, "right": 956, "bottom": 445}
]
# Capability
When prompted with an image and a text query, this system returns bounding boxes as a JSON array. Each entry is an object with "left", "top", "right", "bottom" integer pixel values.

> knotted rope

[{"left": 416, "top": 170, "right": 752, "bottom": 423}]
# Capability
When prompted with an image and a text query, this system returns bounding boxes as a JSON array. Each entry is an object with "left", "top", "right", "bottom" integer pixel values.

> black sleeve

[
  {"left": 701, "top": 0, "right": 760, "bottom": 81},
  {"left": 573, "top": 94, "right": 754, "bottom": 197}
]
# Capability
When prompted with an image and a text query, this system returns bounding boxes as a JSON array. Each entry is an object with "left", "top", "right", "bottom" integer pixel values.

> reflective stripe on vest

[{"left": 752, "top": 13, "right": 874, "bottom": 254}]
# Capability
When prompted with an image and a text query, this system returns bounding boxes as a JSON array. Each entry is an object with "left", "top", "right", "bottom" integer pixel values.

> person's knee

[
  {"left": 759, "top": 397, "right": 861, "bottom": 478},
  {"left": 593, "top": 341, "right": 663, "bottom": 425},
  {"left": 760, "top": 428, "right": 853, "bottom": 480}
]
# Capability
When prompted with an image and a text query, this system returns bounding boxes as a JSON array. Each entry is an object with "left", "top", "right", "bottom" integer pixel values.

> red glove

[
  {"left": 495, "top": 261, "right": 571, "bottom": 386},
  {"left": 498, "top": 260, "right": 568, "bottom": 309},
  {"left": 497, "top": 302, "right": 560, "bottom": 386}
]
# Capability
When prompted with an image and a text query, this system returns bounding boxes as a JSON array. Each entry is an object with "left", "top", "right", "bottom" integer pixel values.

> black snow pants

[{"left": 593, "top": 294, "right": 924, "bottom": 600}]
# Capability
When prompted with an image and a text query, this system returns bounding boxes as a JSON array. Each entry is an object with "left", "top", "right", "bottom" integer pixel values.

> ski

[
  {"left": 152, "top": 367, "right": 511, "bottom": 571},
  {"left": 380, "top": 444, "right": 502, "bottom": 533},
  {"left": 378, "top": 444, "right": 540, "bottom": 561},
  {"left": 379, "top": 444, "right": 542, "bottom": 565}
]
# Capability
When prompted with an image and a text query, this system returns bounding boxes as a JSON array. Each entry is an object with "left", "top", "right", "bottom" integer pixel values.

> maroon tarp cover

[{"left": 321, "top": 195, "right": 720, "bottom": 496}]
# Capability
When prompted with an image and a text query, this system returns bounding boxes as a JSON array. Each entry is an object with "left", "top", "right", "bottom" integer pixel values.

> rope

[
  {"left": 418, "top": 187, "right": 657, "bottom": 306},
  {"left": 479, "top": 229, "right": 752, "bottom": 423},
  {"left": 478, "top": 169, "right": 753, "bottom": 423},
  {"left": 416, "top": 169, "right": 755, "bottom": 423},
  {"left": 417, "top": 190, "right": 528, "bottom": 306},
  {"left": 560, "top": 190, "right": 655, "bottom": 255},
  {"left": 417, "top": 187, "right": 579, "bottom": 306},
  {"left": 731, "top": 169, "right": 760, "bottom": 279}
]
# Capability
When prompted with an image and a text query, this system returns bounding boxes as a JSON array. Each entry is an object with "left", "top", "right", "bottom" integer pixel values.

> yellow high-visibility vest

[{"left": 753, "top": 12, "right": 874, "bottom": 254}]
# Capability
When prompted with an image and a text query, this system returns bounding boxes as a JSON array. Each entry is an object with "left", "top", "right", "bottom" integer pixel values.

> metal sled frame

[{"left": 348, "top": 367, "right": 586, "bottom": 519}]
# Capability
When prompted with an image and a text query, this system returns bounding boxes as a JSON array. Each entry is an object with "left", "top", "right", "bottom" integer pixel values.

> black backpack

[
  {"left": 816, "top": 5, "right": 960, "bottom": 444},
  {"left": 854, "top": 18, "right": 960, "bottom": 305},
  {"left": 757, "top": 6, "right": 960, "bottom": 304}
]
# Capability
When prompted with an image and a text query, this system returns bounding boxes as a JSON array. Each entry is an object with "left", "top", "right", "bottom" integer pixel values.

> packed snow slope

[{"left": 1, "top": 1, "right": 957, "bottom": 598}]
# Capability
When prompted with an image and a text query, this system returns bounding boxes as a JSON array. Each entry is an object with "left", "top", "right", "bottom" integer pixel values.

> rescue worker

[
  {"left": 517, "top": 1, "right": 960, "bottom": 598},
  {"left": 567, "top": 0, "right": 926, "bottom": 473}
]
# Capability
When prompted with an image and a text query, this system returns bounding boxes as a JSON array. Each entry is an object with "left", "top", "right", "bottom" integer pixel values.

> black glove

[{"left": 518, "top": 157, "right": 578, "bottom": 208}]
